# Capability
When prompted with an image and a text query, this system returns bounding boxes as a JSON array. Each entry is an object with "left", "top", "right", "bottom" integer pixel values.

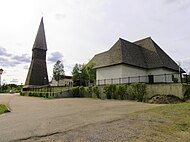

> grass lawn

[
  {"left": 132, "top": 102, "right": 190, "bottom": 142},
  {"left": 0, "top": 104, "right": 10, "bottom": 114}
]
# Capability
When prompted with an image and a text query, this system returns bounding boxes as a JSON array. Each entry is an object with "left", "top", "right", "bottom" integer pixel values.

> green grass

[
  {"left": 132, "top": 102, "right": 190, "bottom": 142},
  {"left": 0, "top": 104, "right": 10, "bottom": 114}
]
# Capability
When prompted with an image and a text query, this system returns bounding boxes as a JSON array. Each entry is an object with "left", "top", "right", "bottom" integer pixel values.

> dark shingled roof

[
  {"left": 32, "top": 17, "right": 47, "bottom": 51},
  {"left": 90, "top": 37, "right": 185, "bottom": 73}
]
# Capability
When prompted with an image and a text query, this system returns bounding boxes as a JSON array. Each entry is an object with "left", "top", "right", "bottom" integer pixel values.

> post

[
  {"left": 186, "top": 75, "right": 188, "bottom": 84},
  {"left": 58, "top": 73, "right": 60, "bottom": 86},
  {"left": 128, "top": 77, "right": 130, "bottom": 84},
  {"left": 0, "top": 68, "right": 3, "bottom": 86},
  {"left": 119, "top": 78, "right": 121, "bottom": 84},
  {"left": 178, "top": 61, "right": 181, "bottom": 83},
  {"left": 165, "top": 74, "right": 166, "bottom": 83}
]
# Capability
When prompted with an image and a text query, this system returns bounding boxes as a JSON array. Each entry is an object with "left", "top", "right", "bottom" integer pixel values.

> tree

[
  {"left": 72, "top": 63, "right": 96, "bottom": 86},
  {"left": 72, "top": 64, "right": 84, "bottom": 86},
  {"left": 53, "top": 60, "right": 65, "bottom": 86},
  {"left": 85, "top": 62, "right": 96, "bottom": 85}
]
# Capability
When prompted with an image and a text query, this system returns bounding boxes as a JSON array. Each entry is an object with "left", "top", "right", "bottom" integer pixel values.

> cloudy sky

[{"left": 0, "top": 0, "right": 190, "bottom": 85}]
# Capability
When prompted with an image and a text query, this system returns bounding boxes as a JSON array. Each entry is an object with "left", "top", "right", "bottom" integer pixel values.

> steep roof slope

[
  {"left": 32, "top": 17, "right": 47, "bottom": 51},
  {"left": 134, "top": 37, "right": 184, "bottom": 72},
  {"left": 90, "top": 37, "right": 185, "bottom": 73}
]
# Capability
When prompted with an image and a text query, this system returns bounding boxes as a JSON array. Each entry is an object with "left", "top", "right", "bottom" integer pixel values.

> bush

[
  {"left": 71, "top": 87, "right": 80, "bottom": 97},
  {"left": 92, "top": 86, "right": 101, "bottom": 98},
  {"left": 79, "top": 86, "right": 86, "bottom": 97},
  {"left": 103, "top": 84, "right": 117, "bottom": 99},
  {"left": 39, "top": 92, "right": 43, "bottom": 97},
  {"left": 45, "top": 93, "right": 49, "bottom": 98},
  {"left": 173, "top": 78, "right": 178, "bottom": 83},
  {"left": 184, "top": 88, "right": 190, "bottom": 101},
  {"left": 20, "top": 92, "right": 25, "bottom": 96},
  {"left": 127, "top": 83, "right": 147, "bottom": 102},
  {"left": 86, "top": 86, "right": 93, "bottom": 98},
  {"left": 116, "top": 84, "right": 127, "bottom": 100}
]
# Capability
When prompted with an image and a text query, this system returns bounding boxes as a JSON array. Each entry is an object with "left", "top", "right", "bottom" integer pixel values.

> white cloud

[
  {"left": 48, "top": 52, "right": 64, "bottom": 63},
  {"left": 12, "top": 54, "right": 31, "bottom": 64},
  {"left": 0, "top": 46, "right": 12, "bottom": 56}
]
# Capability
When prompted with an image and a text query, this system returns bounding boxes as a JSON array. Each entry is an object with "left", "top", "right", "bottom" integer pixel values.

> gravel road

[{"left": 0, "top": 94, "right": 164, "bottom": 142}]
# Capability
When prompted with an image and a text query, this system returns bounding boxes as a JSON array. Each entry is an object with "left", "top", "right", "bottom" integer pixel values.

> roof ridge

[
  {"left": 94, "top": 50, "right": 109, "bottom": 56},
  {"left": 133, "top": 36, "right": 151, "bottom": 43}
]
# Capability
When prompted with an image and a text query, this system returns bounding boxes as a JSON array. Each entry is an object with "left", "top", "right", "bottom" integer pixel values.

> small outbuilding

[{"left": 51, "top": 76, "right": 73, "bottom": 87}]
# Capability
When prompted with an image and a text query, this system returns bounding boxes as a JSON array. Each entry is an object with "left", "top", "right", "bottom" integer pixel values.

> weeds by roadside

[{"left": 0, "top": 104, "right": 10, "bottom": 114}]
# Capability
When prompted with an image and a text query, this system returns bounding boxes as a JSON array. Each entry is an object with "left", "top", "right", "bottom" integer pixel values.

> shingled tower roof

[
  {"left": 32, "top": 17, "right": 47, "bottom": 51},
  {"left": 90, "top": 37, "right": 185, "bottom": 73}
]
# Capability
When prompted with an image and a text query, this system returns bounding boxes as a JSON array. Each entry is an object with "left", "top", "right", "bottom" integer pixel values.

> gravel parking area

[{"left": 0, "top": 94, "right": 164, "bottom": 142}]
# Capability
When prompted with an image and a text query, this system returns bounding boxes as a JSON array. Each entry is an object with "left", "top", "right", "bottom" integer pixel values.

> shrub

[
  {"left": 28, "top": 92, "right": 32, "bottom": 96},
  {"left": 173, "top": 78, "right": 178, "bottom": 83},
  {"left": 45, "top": 93, "right": 49, "bottom": 98},
  {"left": 39, "top": 92, "right": 43, "bottom": 97},
  {"left": 103, "top": 84, "right": 117, "bottom": 99},
  {"left": 184, "top": 88, "right": 190, "bottom": 101},
  {"left": 71, "top": 87, "right": 80, "bottom": 97},
  {"left": 79, "top": 86, "right": 86, "bottom": 97},
  {"left": 116, "top": 84, "right": 127, "bottom": 100},
  {"left": 127, "top": 83, "right": 147, "bottom": 102},
  {"left": 92, "top": 86, "right": 101, "bottom": 98},
  {"left": 86, "top": 86, "right": 93, "bottom": 98},
  {"left": 20, "top": 92, "right": 25, "bottom": 96}
]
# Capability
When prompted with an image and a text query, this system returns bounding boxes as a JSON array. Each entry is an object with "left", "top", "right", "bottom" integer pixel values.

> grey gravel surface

[{"left": 0, "top": 94, "right": 164, "bottom": 142}]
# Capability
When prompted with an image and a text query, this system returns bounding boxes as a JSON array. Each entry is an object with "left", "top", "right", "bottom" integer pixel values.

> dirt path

[{"left": 0, "top": 95, "right": 164, "bottom": 142}]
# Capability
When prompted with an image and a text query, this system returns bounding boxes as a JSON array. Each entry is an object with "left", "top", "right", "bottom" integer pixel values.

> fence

[
  {"left": 96, "top": 73, "right": 183, "bottom": 86},
  {"left": 22, "top": 85, "right": 73, "bottom": 98},
  {"left": 22, "top": 85, "right": 68, "bottom": 94}
]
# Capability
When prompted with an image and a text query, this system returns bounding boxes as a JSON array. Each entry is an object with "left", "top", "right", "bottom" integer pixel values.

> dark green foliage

[
  {"left": 103, "top": 84, "right": 117, "bottom": 99},
  {"left": 127, "top": 83, "right": 146, "bottom": 102},
  {"left": 21, "top": 83, "right": 147, "bottom": 102},
  {"left": 103, "top": 83, "right": 146, "bottom": 101},
  {"left": 79, "top": 86, "right": 86, "bottom": 97},
  {"left": 20, "top": 92, "right": 25, "bottom": 96},
  {"left": 116, "top": 84, "right": 127, "bottom": 100},
  {"left": 72, "top": 64, "right": 85, "bottom": 86},
  {"left": 184, "top": 88, "right": 190, "bottom": 101},
  {"left": 0, "top": 84, "right": 22, "bottom": 93},
  {"left": 72, "top": 63, "right": 96, "bottom": 86},
  {"left": 173, "top": 78, "right": 178, "bottom": 83},
  {"left": 92, "top": 86, "right": 101, "bottom": 98},
  {"left": 21, "top": 91, "right": 50, "bottom": 98},
  {"left": 71, "top": 86, "right": 80, "bottom": 97},
  {"left": 39, "top": 92, "right": 43, "bottom": 97},
  {"left": 45, "top": 93, "right": 48, "bottom": 98},
  {"left": 85, "top": 62, "right": 96, "bottom": 86},
  {"left": 53, "top": 60, "right": 65, "bottom": 86},
  {"left": 86, "top": 86, "right": 93, "bottom": 98}
]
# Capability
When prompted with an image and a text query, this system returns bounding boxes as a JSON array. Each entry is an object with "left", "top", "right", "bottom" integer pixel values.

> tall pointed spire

[
  {"left": 24, "top": 17, "right": 49, "bottom": 87},
  {"left": 33, "top": 17, "right": 47, "bottom": 51}
]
